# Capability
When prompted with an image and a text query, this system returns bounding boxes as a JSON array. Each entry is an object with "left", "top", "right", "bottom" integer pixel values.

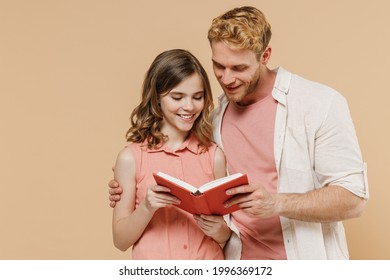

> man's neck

[{"left": 237, "top": 68, "right": 276, "bottom": 106}]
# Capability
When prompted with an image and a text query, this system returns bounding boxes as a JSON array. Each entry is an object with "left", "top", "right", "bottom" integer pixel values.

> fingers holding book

[
  {"left": 224, "top": 182, "right": 278, "bottom": 218},
  {"left": 144, "top": 184, "right": 181, "bottom": 212},
  {"left": 193, "top": 214, "right": 231, "bottom": 246}
]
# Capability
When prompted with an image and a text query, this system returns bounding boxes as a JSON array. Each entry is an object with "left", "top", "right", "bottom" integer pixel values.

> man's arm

[
  {"left": 225, "top": 183, "right": 366, "bottom": 222},
  {"left": 225, "top": 89, "right": 368, "bottom": 223},
  {"left": 276, "top": 185, "right": 366, "bottom": 222}
]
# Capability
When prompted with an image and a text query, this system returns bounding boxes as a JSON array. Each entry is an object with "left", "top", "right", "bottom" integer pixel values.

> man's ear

[{"left": 261, "top": 46, "right": 272, "bottom": 65}]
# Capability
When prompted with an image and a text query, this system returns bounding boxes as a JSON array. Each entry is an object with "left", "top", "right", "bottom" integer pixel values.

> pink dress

[{"left": 127, "top": 134, "right": 224, "bottom": 259}]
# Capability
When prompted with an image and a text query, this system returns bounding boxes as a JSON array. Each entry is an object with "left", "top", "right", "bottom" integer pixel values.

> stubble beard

[{"left": 225, "top": 75, "right": 260, "bottom": 104}]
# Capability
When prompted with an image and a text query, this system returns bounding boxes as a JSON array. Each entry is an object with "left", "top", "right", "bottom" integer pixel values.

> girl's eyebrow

[{"left": 169, "top": 90, "right": 204, "bottom": 95}]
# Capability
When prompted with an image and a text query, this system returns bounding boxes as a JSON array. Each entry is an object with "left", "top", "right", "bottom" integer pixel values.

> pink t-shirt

[
  {"left": 221, "top": 94, "right": 287, "bottom": 259},
  {"left": 126, "top": 134, "right": 224, "bottom": 260}
]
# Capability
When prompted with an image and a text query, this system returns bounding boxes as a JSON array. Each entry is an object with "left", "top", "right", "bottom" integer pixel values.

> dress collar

[{"left": 146, "top": 133, "right": 200, "bottom": 155}]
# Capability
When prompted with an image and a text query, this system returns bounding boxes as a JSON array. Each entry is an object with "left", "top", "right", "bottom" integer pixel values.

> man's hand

[
  {"left": 225, "top": 182, "right": 278, "bottom": 218},
  {"left": 108, "top": 179, "right": 123, "bottom": 208}
]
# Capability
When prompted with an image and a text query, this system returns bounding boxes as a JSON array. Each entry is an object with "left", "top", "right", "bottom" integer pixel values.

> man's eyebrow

[{"left": 212, "top": 59, "right": 248, "bottom": 68}]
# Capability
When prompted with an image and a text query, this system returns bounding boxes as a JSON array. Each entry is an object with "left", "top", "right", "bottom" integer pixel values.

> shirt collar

[
  {"left": 146, "top": 133, "right": 200, "bottom": 155},
  {"left": 271, "top": 67, "right": 292, "bottom": 106}
]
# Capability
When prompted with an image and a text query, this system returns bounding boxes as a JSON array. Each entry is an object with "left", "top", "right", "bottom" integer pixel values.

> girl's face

[{"left": 159, "top": 73, "right": 205, "bottom": 137}]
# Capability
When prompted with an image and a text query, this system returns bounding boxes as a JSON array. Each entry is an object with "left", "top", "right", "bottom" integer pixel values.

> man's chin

[{"left": 225, "top": 92, "right": 245, "bottom": 103}]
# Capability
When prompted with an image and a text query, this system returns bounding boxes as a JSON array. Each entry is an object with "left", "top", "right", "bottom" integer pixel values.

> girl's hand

[
  {"left": 143, "top": 185, "right": 181, "bottom": 212},
  {"left": 193, "top": 214, "right": 231, "bottom": 246}
]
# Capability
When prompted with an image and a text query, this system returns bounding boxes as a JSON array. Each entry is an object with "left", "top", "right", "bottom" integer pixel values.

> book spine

[{"left": 192, "top": 195, "right": 212, "bottom": 215}]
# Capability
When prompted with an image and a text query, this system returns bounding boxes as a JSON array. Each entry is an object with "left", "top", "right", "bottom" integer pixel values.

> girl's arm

[
  {"left": 213, "top": 146, "right": 228, "bottom": 179},
  {"left": 112, "top": 147, "right": 179, "bottom": 251}
]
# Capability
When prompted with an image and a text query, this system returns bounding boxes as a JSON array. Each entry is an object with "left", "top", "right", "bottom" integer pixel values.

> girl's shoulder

[{"left": 116, "top": 144, "right": 136, "bottom": 167}]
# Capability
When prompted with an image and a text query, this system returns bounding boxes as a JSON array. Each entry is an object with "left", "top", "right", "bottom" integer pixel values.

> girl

[{"left": 112, "top": 49, "right": 231, "bottom": 259}]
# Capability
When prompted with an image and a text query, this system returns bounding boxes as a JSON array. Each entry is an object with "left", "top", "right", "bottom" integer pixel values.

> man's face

[{"left": 211, "top": 40, "right": 261, "bottom": 104}]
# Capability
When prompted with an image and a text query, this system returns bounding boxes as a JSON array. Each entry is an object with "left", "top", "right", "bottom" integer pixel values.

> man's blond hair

[{"left": 208, "top": 6, "right": 272, "bottom": 60}]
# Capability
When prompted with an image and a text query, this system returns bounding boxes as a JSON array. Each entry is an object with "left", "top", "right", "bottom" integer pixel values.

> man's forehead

[
  {"left": 211, "top": 52, "right": 255, "bottom": 68},
  {"left": 211, "top": 41, "right": 257, "bottom": 64}
]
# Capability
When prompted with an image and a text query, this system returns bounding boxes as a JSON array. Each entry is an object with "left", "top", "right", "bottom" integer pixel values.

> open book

[{"left": 153, "top": 171, "right": 248, "bottom": 215}]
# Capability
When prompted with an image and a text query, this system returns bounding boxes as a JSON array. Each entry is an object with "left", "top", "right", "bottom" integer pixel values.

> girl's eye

[
  {"left": 193, "top": 96, "right": 204, "bottom": 100},
  {"left": 171, "top": 96, "right": 182, "bottom": 101}
]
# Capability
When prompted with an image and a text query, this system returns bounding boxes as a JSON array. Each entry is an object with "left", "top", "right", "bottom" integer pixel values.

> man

[{"left": 109, "top": 6, "right": 368, "bottom": 259}]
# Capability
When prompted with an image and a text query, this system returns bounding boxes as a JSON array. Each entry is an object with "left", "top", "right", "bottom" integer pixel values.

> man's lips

[{"left": 225, "top": 84, "right": 241, "bottom": 91}]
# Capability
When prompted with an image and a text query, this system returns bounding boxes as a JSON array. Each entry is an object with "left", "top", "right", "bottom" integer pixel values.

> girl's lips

[{"left": 177, "top": 114, "right": 195, "bottom": 121}]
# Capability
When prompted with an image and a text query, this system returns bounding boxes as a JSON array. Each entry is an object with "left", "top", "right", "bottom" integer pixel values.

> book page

[
  {"left": 154, "top": 172, "right": 198, "bottom": 193},
  {"left": 198, "top": 173, "right": 244, "bottom": 192}
]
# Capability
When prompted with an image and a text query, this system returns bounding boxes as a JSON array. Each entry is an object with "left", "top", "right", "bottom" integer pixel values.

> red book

[{"left": 153, "top": 172, "right": 249, "bottom": 215}]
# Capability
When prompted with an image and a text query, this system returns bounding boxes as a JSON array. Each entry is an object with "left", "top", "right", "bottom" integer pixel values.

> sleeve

[
  {"left": 314, "top": 93, "right": 369, "bottom": 199},
  {"left": 222, "top": 214, "right": 242, "bottom": 260}
]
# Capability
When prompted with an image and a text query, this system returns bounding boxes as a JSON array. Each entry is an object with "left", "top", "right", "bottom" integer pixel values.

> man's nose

[{"left": 220, "top": 69, "right": 235, "bottom": 85}]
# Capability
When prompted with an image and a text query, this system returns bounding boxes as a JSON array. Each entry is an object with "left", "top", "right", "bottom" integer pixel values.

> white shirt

[{"left": 213, "top": 67, "right": 369, "bottom": 259}]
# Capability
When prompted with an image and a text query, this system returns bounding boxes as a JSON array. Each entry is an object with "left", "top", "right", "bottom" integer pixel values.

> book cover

[{"left": 153, "top": 172, "right": 249, "bottom": 215}]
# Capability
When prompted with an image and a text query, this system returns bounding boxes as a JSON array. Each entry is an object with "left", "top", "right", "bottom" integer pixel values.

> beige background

[{"left": 0, "top": 0, "right": 388, "bottom": 260}]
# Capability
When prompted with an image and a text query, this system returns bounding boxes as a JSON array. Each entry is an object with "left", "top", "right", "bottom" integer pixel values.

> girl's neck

[{"left": 162, "top": 128, "right": 190, "bottom": 151}]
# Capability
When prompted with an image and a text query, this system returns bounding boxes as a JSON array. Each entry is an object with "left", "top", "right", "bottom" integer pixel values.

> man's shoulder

[
  {"left": 212, "top": 93, "right": 228, "bottom": 119},
  {"left": 289, "top": 72, "right": 343, "bottom": 102}
]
